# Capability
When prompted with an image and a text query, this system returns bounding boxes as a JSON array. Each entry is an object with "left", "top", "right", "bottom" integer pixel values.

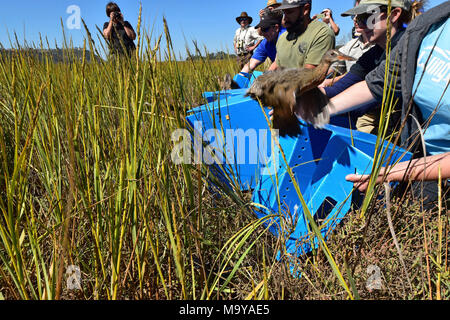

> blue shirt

[
  {"left": 252, "top": 27, "right": 287, "bottom": 63},
  {"left": 412, "top": 19, "right": 450, "bottom": 156}
]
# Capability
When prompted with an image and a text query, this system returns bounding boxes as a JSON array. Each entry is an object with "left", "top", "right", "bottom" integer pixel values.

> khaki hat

[
  {"left": 236, "top": 12, "right": 253, "bottom": 24},
  {"left": 341, "top": 0, "right": 412, "bottom": 16},
  {"left": 266, "top": 0, "right": 282, "bottom": 9}
]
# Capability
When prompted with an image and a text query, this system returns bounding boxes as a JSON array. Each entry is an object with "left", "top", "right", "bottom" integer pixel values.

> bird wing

[
  {"left": 294, "top": 87, "right": 334, "bottom": 128},
  {"left": 246, "top": 70, "right": 301, "bottom": 136},
  {"left": 246, "top": 71, "right": 277, "bottom": 104},
  {"left": 246, "top": 68, "right": 297, "bottom": 105}
]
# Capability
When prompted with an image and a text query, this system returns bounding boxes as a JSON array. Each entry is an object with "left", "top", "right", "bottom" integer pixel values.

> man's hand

[
  {"left": 318, "top": 78, "right": 335, "bottom": 88},
  {"left": 259, "top": 9, "right": 265, "bottom": 18},
  {"left": 110, "top": 12, "right": 124, "bottom": 23},
  {"left": 345, "top": 174, "right": 372, "bottom": 192},
  {"left": 268, "top": 108, "right": 274, "bottom": 121},
  {"left": 323, "top": 9, "right": 332, "bottom": 20},
  {"left": 245, "top": 45, "right": 256, "bottom": 52}
]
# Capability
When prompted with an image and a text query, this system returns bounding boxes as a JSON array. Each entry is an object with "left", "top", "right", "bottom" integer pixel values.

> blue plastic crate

[
  {"left": 232, "top": 71, "right": 264, "bottom": 89},
  {"left": 186, "top": 90, "right": 274, "bottom": 191},
  {"left": 185, "top": 84, "right": 412, "bottom": 264}
]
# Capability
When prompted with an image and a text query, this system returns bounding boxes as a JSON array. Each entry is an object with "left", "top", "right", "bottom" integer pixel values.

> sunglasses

[
  {"left": 355, "top": 11, "right": 387, "bottom": 25},
  {"left": 355, "top": 6, "right": 388, "bottom": 25}
]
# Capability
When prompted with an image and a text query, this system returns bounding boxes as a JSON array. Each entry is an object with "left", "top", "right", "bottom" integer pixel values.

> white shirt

[
  {"left": 234, "top": 26, "right": 264, "bottom": 55},
  {"left": 334, "top": 36, "right": 373, "bottom": 73}
]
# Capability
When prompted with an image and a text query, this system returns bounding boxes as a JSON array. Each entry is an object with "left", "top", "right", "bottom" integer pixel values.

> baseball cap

[
  {"left": 341, "top": 0, "right": 412, "bottom": 17},
  {"left": 276, "top": 0, "right": 312, "bottom": 11},
  {"left": 255, "top": 11, "right": 283, "bottom": 29}
]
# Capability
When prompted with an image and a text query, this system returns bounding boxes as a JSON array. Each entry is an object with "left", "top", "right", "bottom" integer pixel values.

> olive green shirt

[{"left": 275, "top": 20, "right": 335, "bottom": 69}]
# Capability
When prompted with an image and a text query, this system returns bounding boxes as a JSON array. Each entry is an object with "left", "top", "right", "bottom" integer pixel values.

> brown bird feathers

[{"left": 246, "top": 49, "right": 355, "bottom": 135}]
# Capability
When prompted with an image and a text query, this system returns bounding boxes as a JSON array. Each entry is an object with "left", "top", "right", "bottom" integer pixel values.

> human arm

[
  {"left": 326, "top": 12, "right": 340, "bottom": 36},
  {"left": 259, "top": 8, "right": 265, "bottom": 18},
  {"left": 241, "top": 58, "right": 264, "bottom": 73},
  {"left": 123, "top": 21, "right": 136, "bottom": 40},
  {"left": 246, "top": 28, "right": 264, "bottom": 52},
  {"left": 103, "top": 13, "right": 136, "bottom": 41},
  {"left": 327, "top": 80, "right": 376, "bottom": 116},
  {"left": 319, "top": 73, "right": 347, "bottom": 88},
  {"left": 268, "top": 60, "right": 278, "bottom": 71},
  {"left": 303, "top": 64, "right": 317, "bottom": 69},
  {"left": 346, "top": 152, "right": 450, "bottom": 192},
  {"left": 322, "top": 72, "right": 363, "bottom": 96},
  {"left": 304, "top": 25, "right": 335, "bottom": 66},
  {"left": 103, "top": 13, "right": 115, "bottom": 39},
  {"left": 315, "top": 41, "right": 402, "bottom": 115},
  {"left": 246, "top": 39, "right": 263, "bottom": 52}
]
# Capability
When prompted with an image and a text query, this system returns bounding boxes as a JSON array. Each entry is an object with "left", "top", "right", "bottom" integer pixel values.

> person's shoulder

[
  {"left": 345, "top": 37, "right": 360, "bottom": 46},
  {"left": 278, "top": 31, "right": 288, "bottom": 40},
  {"left": 338, "top": 37, "right": 357, "bottom": 52},
  {"left": 249, "top": 26, "right": 262, "bottom": 35},
  {"left": 362, "top": 45, "right": 384, "bottom": 59},
  {"left": 277, "top": 31, "right": 288, "bottom": 44},
  {"left": 255, "top": 37, "right": 269, "bottom": 52},
  {"left": 308, "top": 20, "right": 334, "bottom": 38},
  {"left": 309, "top": 20, "right": 330, "bottom": 32},
  {"left": 352, "top": 45, "right": 383, "bottom": 72}
]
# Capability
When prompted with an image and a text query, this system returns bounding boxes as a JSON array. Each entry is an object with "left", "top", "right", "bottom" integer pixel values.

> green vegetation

[{"left": 0, "top": 13, "right": 448, "bottom": 300}]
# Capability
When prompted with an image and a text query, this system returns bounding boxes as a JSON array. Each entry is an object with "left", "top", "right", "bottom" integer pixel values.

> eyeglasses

[{"left": 355, "top": 13, "right": 372, "bottom": 25}]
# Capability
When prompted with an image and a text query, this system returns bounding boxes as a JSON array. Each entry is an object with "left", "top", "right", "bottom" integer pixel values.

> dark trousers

[{"left": 236, "top": 52, "right": 253, "bottom": 69}]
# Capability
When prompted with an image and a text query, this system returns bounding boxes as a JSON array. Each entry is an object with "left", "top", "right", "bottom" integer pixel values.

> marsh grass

[{"left": 0, "top": 8, "right": 448, "bottom": 300}]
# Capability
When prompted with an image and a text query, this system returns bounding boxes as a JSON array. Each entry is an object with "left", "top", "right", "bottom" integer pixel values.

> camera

[
  {"left": 316, "top": 13, "right": 326, "bottom": 20},
  {"left": 113, "top": 11, "right": 122, "bottom": 20}
]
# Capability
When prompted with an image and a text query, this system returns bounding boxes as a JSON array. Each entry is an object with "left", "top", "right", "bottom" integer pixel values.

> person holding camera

[
  {"left": 313, "top": 8, "right": 340, "bottom": 36},
  {"left": 103, "top": 2, "right": 136, "bottom": 56}
]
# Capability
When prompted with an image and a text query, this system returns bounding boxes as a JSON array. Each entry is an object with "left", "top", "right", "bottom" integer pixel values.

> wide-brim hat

[
  {"left": 266, "top": 0, "right": 282, "bottom": 9},
  {"left": 341, "top": 0, "right": 411, "bottom": 16},
  {"left": 255, "top": 11, "right": 283, "bottom": 29},
  {"left": 236, "top": 12, "right": 253, "bottom": 24},
  {"left": 275, "top": 0, "right": 312, "bottom": 11}
]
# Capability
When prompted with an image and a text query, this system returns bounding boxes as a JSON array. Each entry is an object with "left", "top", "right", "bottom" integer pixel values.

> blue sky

[{"left": 0, "top": 0, "right": 447, "bottom": 59}]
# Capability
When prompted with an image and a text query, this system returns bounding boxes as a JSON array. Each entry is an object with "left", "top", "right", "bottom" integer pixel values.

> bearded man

[{"left": 273, "top": 0, "right": 335, "bottom": 70}]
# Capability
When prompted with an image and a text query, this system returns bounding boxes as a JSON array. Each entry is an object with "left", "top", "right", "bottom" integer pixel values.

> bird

[
  {"left": 218, "top": 73, "right": 240, "bottom": 90},
  {"left": 246, "top": 49, "right": 355, "bottom": 135}
]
